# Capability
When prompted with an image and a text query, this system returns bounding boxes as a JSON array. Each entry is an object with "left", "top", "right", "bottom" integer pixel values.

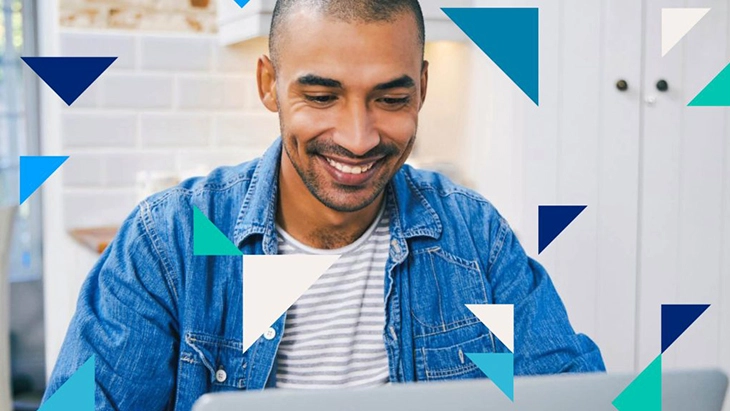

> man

[{"left": 43, "top": 0, "right": 605, "bottom": 409}]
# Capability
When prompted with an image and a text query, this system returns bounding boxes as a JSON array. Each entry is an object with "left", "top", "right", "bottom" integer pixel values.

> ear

[
  {"left": 257, "top": 55, "right": 279, "bottom": 112},
  {"left": 419, "top": 60, "right": 429, "bottom": 109}
]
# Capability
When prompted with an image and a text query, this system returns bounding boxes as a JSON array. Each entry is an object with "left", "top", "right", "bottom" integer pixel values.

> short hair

[{"left": 269, "top": 0, "right": 426, "bottom": 69}]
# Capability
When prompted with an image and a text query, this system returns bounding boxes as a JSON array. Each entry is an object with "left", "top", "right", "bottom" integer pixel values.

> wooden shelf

[{"left": 69, "top": 227, "right": 118, "bottom": 254}]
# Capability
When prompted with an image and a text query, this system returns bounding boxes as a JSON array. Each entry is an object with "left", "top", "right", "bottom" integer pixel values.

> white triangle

[
  {"left": 242, "top": 254, "right": 340, "bottom": 353},
  {"left": 466, "top": 304, "right": 514, "bottom": 353},
  {"left": 662, "top": 8, "right": 711, "bottom": 57}
]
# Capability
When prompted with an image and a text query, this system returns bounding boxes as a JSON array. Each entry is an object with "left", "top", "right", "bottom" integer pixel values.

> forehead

[{"left": 275, "top": 9, "right": 422, "bottom": 85}]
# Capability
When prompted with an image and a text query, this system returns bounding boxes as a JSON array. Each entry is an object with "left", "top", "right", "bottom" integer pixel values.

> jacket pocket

[
  {"left": 181, "top": 332, "right": 248, "bottom": 390},
  {"left": 409, "top": 246, "right": 489, "bottom": 335},
  {"left": 415, "top": 324, "right": 494, "bottom": 381}
]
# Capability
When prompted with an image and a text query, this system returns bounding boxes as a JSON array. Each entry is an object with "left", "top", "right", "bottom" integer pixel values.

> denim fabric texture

[{"left": 43, "top": 137, "right": 605, "bottom": 410}]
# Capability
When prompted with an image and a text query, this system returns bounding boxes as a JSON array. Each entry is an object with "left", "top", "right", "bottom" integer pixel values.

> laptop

[
  {"left": 0, "top": 206, "right": 17, "bottom": 411},
  {"left": 193, "top": 368, "right": 728, "bottom": 411}
]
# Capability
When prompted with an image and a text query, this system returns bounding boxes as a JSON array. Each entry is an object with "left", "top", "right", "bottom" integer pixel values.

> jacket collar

[{"left": 232, "top": 137, "right": 441, "bottom": 252}]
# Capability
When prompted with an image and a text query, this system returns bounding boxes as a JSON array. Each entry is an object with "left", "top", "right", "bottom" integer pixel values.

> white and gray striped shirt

[{"left": 275, "top": 205, "right": 391, "bottom": 389}]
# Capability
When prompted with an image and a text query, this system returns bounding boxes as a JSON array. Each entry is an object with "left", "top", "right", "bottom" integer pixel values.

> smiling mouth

[
  {"left": 323, "top": 157, "right": 378, "bottom": 175},
  {"left": 317, "top": 154, "right": 386, "bottom": 186}
]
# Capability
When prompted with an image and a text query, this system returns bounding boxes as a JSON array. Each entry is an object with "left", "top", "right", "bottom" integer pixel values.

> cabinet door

[
  {"left": 467, "top": 0, "right": 643, "bottom": 372},
  {"left": 637, "top": 0, "right": 730, "bottom": 387}
]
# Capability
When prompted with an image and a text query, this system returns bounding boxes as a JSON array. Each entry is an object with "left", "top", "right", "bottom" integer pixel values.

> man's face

[{"left": 260, "top": 9, "right": 428, "bottom": 212}]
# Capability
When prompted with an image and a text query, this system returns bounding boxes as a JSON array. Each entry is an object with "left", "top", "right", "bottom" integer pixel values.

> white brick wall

[
  {"left": 62, "top": 113, "right": 137, "bottom": 148},
  {"left": 59, "top": 32, "right": 136, "bottom": 70},
  {"left": 140, "top": 36, "right": 214, "bottom": 72},
  {"left": 101, "top": 74, "right": 175, "bottom": 108},
  {"left": 59, "top": 30, "right": 280, "bottom": 229}
]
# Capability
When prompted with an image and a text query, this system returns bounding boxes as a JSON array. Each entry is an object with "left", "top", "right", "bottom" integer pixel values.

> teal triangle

[
  {"left": 443, "top": 8, "right": 539, "bottom": 105},
  {"left": 612, "top": 354, "right": 662, "bottom": 411},
  {"left": 466, "top": 352, "right": 514, "bottom": 401},
  {"left": 689, "top": 61, "right": 730, "bottom": 106},
  {"left": 19, "top": 156, "right": 69, "bottom": 205},
  {"left": 193, "top": 206, "right": 243, "bottom": 256},
  {"left": 39, "top": 355, "right": 95, "bottom": 411}
]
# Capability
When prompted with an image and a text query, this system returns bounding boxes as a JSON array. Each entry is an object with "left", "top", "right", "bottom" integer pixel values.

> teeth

[{"left": 325, "top": 157, "right": 376, "bottom": 174}]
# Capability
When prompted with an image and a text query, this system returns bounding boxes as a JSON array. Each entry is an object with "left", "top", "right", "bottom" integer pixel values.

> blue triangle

[
  {"left": 39, "top": 355, "right": 95, "bottom": 411},
  {"left": 466, "top": 353, "right": 514, "bottom": 401},
  {"left": 442, "top": 8, "right": 539, "bottom": 105},
  {"left": 661, "top": 304, "right": 710, "bottom": 353},
  {"left": 538, "top": 205, "right": 587, "bottom": 254},
  {"left": 21, "top": 57, "right": 116, "bottom": 106},
  {"left": 19, "top": 156, "right": 69, "bottom": 205},
  {"left": 234, "top": 0, "right": 250, "bottom": 6}
]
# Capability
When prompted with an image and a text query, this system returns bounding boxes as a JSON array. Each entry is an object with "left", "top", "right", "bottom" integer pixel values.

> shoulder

[
  {"left": 399, "top": 164, "right": 499, "bottom": 216},
  {"left": 144, "top": 159, "right": 259, "bottom": 210},
  {"left": 129, "top": 158, "right": 260, "bottom": 250},
  {"left": 398, "top": 165, "right": 511, "bottom": 259}
]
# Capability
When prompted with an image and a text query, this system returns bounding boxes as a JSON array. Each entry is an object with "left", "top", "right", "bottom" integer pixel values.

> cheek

[
  {"left": 285, "top": 105, "right": 334, "bottom": 142},
  {"left": 374, "top": 111, "right": 418, "bottom": 146}
]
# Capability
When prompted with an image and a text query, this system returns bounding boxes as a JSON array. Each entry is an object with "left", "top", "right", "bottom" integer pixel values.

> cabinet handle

[
  {"left": 616, "top": 79, "right": 628, "bottom": 91},
  {"left": 656, "top": 79, "right": 669, "bottom": 92}
]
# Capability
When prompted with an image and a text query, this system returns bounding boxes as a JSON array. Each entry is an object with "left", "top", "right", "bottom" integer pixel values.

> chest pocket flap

[{"left": 183, "top": 332, "right": 248, "bottom": 389}]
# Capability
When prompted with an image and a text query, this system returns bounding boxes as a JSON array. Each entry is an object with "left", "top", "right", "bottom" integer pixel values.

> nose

[{"left": 331, "top": 100, "right": 379, "bottom": 157}]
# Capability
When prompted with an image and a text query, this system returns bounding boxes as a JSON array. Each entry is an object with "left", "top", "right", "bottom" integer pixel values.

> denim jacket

[{"left": 43, "top": 137, "right": 605, "bottom": 410}]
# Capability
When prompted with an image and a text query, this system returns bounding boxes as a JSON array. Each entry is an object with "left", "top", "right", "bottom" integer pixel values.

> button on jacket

[{"left": 43, "top": 137, "right": 605, "bottom": 410}]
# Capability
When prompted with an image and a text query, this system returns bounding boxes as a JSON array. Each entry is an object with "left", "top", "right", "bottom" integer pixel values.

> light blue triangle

[
  {"left": 443, "top": 8, "right": 539, "bottom": 105},
  {"left": 39, "top": 355, "right": 95, "bottom": 411},
  {"left": 234, "top": 0, "right": 250, "bottom": 7},
  {"left": 466, "top": 352, "right": 515, "bottom": 401},
  {"left": 19, "top": 156, "right": 69, "bottom": 205}
]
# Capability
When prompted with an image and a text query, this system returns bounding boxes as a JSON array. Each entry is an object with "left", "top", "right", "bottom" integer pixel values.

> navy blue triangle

[
  {"left": 538, "top": 205, "right": 587, "bottom": 254},
  {"left": 22, "top": 57, "right": 116, "bottom": 106},
  {"left": 661, "top": 304, "right": 710, "bottom": 353}
]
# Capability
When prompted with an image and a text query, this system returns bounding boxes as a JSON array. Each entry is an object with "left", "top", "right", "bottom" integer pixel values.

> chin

[{"left": 317, "top": 188, "right": 381, "bottom": 213}]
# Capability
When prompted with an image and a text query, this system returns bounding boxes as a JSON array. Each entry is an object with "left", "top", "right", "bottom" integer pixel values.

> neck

[{"left": 276, "top": 153, "right": 384, "bottom": 250}]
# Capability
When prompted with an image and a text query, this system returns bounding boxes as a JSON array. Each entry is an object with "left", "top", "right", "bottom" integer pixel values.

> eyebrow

[
  {"left": 297, "top": 74, "right": 343, "bottom": 88},
  {"left": 296, "top": 74, "right": 416, "bottom": 91},
  {"left": 373, "top": 75, "right": 416, "bottom": 91}
]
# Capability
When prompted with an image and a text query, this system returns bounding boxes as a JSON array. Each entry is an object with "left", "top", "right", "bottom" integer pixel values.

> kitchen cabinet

[{"left": 467, "top": 0, "right": 730, "bottom": 392}]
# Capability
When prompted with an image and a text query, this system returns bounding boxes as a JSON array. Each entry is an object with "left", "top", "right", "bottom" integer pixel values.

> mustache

[{"left": 304, "top": 139, "right": 399, "bottom": 160}]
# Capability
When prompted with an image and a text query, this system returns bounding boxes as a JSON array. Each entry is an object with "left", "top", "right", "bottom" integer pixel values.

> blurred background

[{"left": 1, "top": 0, "right": 729, "bottom": 409}]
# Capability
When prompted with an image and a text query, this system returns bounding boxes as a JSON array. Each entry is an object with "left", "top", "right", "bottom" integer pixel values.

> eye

[
  {"left": 304, "top": 95, "right": 337, "bottom": 104},
  {"left": 378, "top": 96, "right": 411, "bottom": 107}
]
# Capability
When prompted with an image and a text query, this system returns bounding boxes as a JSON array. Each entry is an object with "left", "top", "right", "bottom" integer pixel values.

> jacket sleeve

[
  {"left": 485, "top": 212, "right": 606, "bottom": 375},
  {"left": 41, "top": 200, "right": 180, "bottom": 410}
]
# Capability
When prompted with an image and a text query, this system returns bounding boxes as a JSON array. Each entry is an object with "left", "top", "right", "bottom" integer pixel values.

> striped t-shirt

[{"left": 275, "top": 205, "right": 391, "bottom": 389}]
